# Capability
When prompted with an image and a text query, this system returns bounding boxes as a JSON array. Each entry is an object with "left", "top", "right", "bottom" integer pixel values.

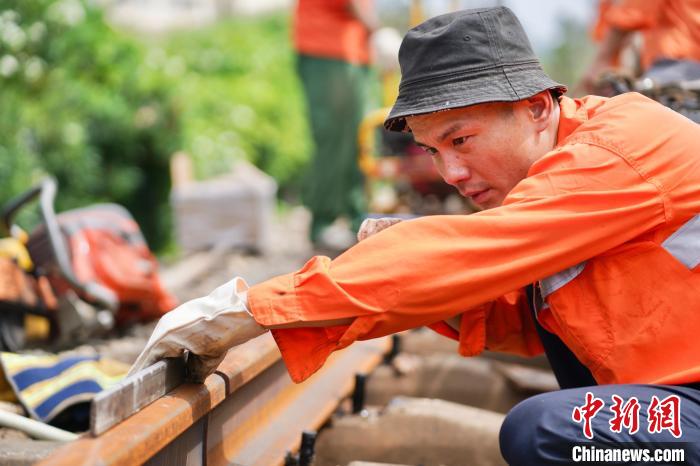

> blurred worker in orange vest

[
  {"left": 134, "top": 7, "right": 700, "bottom": 464},
  {"left": 294, "top": 0, "right": 379, "bottom": 250},
  {"left": 580, "top": 0, "right": 700, "bottom": 93}
]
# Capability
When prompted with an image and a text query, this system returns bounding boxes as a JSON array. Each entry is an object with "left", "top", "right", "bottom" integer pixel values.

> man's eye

[
  {"left": 422, "top": 146, "right": 438, "bottom": 155},
  {"left": 453, "top": 136, "right": 469, "bottom": 146}
]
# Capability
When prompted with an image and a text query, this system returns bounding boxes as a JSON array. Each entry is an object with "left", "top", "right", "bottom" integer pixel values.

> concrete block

[
  {"left": 0, "top": 439, "right": 63, "bottom": 466},
  {"left": 315, "top": 397, "right": 506, "bottom": 466},
  {"left": 399, "top": 329, "right": 458, "bottom": 355},
  {"left": 366, "top": 355, "right": 532, "bottom": 413},
  {"left": 170, "top": 160, "right": 277, "bottom": 254},
  {"left": 480, "top": 351, "right": 551, "bottom": 371},
  {"left": 400, "top": 330, "right": 550, "bottom": 371},
  {"left": 348, "top": 462, "right": 411, "bottom": 466}
]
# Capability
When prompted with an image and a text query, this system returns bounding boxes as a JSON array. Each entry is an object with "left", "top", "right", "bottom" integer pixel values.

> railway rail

[{"left": 38, "top": 334, "right": 390, "bottom": 466}]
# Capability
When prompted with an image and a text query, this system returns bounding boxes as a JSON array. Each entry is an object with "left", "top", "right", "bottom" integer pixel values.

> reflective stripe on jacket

[{"left": 248, "top": 93, "right": 700, "bottom": 384}]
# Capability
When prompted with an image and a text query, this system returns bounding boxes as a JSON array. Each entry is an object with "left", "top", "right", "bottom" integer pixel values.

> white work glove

[
  {"left": 357, "top": 217, "right": 403, "bottom": 242},
  {"left": 370, "top": 27, "right": 402, "bottom": 73},
  {"left": 128, "top": 277, "right": 267, "bottom": 383},
  {"left": 357, "top": 217, "right": 402, "bottom": 241}
]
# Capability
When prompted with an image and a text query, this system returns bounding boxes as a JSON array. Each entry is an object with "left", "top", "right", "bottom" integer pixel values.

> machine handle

[
  {"left": 0, "top": 183, "right": 43, "bottom": 236},
  {"left": 38, "top": 178, "right": 119, "bottom": 312}
]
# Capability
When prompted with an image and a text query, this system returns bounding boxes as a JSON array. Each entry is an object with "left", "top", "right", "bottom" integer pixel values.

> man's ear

[{"left": 524, "top": 91, "right": 555, "bottom": 132}]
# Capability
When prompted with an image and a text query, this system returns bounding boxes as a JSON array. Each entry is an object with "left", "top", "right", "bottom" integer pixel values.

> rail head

[
  {"left": 40, "top": 335, "right": 390, "bottom": 466},
  {"left": 39, "top": 334, "right": 281, "bottom": 466}
]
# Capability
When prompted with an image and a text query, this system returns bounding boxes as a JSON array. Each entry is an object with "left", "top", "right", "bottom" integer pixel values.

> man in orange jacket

[
  {"left": 294, "top": 0, "right": 379, "bottom": 248},
  {"left": 580, "top": 0, "right": 700, "bottom": 92},
  {"left": 133, "top": 7, "right": 700, "bottom": 464}
]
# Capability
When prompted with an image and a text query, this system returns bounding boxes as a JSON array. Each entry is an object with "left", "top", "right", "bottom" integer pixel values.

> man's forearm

[
  {"left": 578, "top": 26, "right": 632, "bottom": 93},
  {"left": 261, "top": 311, "right": 462, "bottom": 335},
  {"left": 348, "top": 0, "right": 379, "bottom": 33},
  {"left": 264, "top": 315, "right": 461, "bottom": 331},
  {"left": 264, "top": 317, "right": 354, "bottom": 329},
  {"left": 593, "top": 27, "right": 630, "bottom": 68}
]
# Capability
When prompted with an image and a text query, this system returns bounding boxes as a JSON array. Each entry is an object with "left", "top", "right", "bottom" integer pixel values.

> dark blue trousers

[
  {"left": 504, "top": 287, "right": 700, "bottom": 464},
  {"left": 499, "top": 384, "right": 700, "bottom": 465}
]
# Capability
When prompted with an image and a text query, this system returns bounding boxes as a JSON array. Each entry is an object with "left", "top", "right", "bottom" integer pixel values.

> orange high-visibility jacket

[
  {"left": 597, "top": 0, "right": 700, "bottom": 70},
  {"left": 248, "top": 93, "right": 700, "bottom": 385},
  {"left": 293, "top": 0, "right": 372, "bottom": 65}
]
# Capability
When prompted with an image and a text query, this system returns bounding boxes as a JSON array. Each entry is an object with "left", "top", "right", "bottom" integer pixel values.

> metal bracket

[{"left": 90, "top": 357, "right": 185, "bottom": 436}]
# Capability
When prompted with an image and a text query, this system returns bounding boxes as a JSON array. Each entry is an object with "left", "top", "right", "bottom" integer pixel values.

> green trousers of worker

[{"left": 297, "top": 54, "right": 372, "bottom": 242}]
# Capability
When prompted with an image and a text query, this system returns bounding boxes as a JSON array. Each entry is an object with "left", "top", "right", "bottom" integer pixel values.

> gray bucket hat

[{"left": 384, "top": 6, "right": 567, "bottom": 132}]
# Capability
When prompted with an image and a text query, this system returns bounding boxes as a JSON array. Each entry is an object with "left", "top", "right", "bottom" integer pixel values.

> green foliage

[
  {"left": 0, "top": 0, "right": 179, "bottom": 250},
  {"left": 161, "top": 16, "right": 311, "bottom": 191},
  {"left": 0, "top": 3, "right": 311, "bottom": 250},
  {"left": 542, "top": 17, "right": 595, "bottom": 90}
]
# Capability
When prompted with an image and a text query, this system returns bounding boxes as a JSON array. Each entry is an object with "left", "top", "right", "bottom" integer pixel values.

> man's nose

[{"left": 441, "top": 154, "right": 471, "bottom": 186}]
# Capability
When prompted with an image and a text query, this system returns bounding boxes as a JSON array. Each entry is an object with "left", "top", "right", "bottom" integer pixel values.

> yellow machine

[
  {"left": 358, "top": 0, "right": 474, "bottom": 215},
  {"left": 0, "top": 229, "right": 52, "bottom": 349}
]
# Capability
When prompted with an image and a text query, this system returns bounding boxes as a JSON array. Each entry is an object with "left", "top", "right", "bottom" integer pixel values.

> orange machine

[{"left": 0, "top": 178, "right": 176, "bottom": 350}]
